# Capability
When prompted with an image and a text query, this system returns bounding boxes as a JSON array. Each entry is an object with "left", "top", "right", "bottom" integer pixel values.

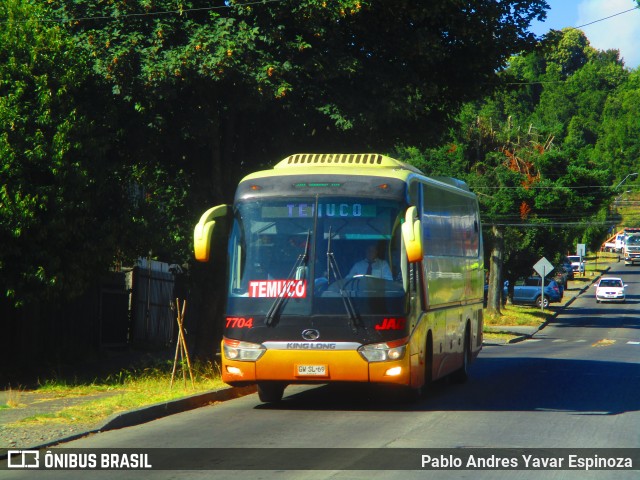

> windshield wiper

[
  {"left": 326, "top": 227, "right": 360, "bottom": 332},
  {"left": 264, "top": 230, "right": 311, "bottom": 327}
]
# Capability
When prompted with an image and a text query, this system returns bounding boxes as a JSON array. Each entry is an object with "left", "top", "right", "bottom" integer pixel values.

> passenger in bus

[{"left": 348, "top": 244, "right": 393, "bottom": 280}]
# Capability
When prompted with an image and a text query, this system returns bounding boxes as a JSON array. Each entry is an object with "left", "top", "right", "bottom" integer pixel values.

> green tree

[
  {"left": 36, "top": 0, "right": 550, "bottom": 338},
  {"left": 374, "top": 26, "right": 633, "bottom": 315},
  {"left": 467, "top": 31, "right": 628, "bottom": 312},
  {"left": 0, "top": 0, "right": 131, "bottom": 307},
  {"left": 44, "top": 0, "right": 550, "bottom": 207},
  {"left": 543, "top": 28, "right": 594, "bottom": 77},
  {"left": 596, "top": 70, "right": 640, "bottom": 178},
  {"left": 1, "top": 0, "right": 554, "bottom": 360}
]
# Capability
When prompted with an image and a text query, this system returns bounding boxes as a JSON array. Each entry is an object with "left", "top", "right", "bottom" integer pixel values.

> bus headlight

[
  {"left": 358, "top": 338, "right": 408, "bottom": 362},
  {"left": 223, "top": 338, "right": 266, "bottom": 361}
]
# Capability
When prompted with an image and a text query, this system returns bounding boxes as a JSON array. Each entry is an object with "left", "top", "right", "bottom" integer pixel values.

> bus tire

[
  {"left": 257, "top": 382, "right": 285, "bottom": 403},
  {"left": 400, "top": 333, "right": 433, "bottom": 402},
  {"left": 452, "top": 325, "right": 470, "bottom": 384}
]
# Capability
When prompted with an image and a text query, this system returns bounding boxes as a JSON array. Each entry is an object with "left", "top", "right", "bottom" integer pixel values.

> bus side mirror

[
  {"left": 402, "top": 206, "right": 423, "bottom": 263},
  {"left": 194, "top": 204, "right": 229, "bottom": 262}
]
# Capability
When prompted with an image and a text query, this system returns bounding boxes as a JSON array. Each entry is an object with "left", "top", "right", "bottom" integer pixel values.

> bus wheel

[
  {"left": 257, "top": 382, "right": 285, "bottom": 403},
  {"left": 452, "top": 326, "right": 470, "bottom": 384},
  {"left": 399, "top": 335, "right": 433, "bottom": 402},
  {"left": 407, "top": 333, "right": 434, "bottom": 401}
]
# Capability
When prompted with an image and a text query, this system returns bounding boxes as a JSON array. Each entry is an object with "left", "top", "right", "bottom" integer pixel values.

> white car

[
  {"left": 594, "top": 277, "right": 627, "bottom": 303},
  {"left": 566, "top": 255, "right": 585, "bottom": 274}
]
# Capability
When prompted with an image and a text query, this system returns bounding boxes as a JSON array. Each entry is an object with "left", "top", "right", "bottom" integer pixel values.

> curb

[
  {"left": 1, "top": 385, "right": 257, "bottom": 456},
  {"left": 100, "top": 385, "right": 257, "bottom": 431}
]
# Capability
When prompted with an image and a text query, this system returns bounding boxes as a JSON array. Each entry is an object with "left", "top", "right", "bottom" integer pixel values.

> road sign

[
  {"left": 532, "top": 257, "right": 553, "bottom": 312},
  {"left": 533, "top": 257, "right": 553, "bottom": 278},
  {"left": 577, "top": 244, "right": 586, "bottom": 257}
]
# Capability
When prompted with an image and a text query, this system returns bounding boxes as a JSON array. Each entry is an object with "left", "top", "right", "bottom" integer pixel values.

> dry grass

[{"left": 3, "top": 385, "right": 25, "bottom": 408}]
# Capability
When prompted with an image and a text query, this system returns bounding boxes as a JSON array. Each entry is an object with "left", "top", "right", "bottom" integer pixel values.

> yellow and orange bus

[{"left": 194, "top": 153, "right": 484, "bottom": 402}]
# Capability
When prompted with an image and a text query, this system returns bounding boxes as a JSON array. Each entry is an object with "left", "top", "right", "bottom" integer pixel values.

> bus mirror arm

[
  {"left": 194, "top": 204, "right": 230, "bottom": 262},
  {"left": 402, "top": 206, "right": 423, "bottom": 263}
]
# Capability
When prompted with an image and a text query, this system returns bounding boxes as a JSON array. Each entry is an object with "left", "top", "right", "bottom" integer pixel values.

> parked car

[
  {"left": 505, "top": 277, "right": 563, "bottom": 308},
  {"left": 559, "top": 258, "right": 574, "bottom": 280},
  {"left": 552, "top": 265, "right": 571, "bottom": 290},
  {"left": 594, "top": 277, "right": 627, "bottom": 303},
  {"left": 566, "top": 255, "right": 585, "bottom": 275}
]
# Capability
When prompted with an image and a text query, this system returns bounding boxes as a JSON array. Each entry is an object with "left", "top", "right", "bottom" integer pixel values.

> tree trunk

[{"left": 487, "top": 225, "right": 505, "bottom": 315}]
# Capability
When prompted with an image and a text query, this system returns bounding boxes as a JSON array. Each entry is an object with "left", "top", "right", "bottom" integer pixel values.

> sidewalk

[
  {"left": 0, "top": 384, "right": 256, "bottom": 453},
  {"left": 0, "top": 346, "right": 258, "bottom": 453}
]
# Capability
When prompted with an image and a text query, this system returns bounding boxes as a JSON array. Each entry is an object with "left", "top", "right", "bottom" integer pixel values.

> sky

[{"left": 529, "top": 0, "right": 640, "bottom": 69}]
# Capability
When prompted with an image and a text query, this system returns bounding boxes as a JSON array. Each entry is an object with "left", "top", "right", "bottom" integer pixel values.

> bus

[{"left": 194, "top": 153, "right": 484, "bottom": 402}]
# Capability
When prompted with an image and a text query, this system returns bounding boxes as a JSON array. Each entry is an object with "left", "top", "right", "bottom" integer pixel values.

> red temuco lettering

[
  {"left": 225, "top": 317, "right": 254, "bottom": 328},
  {"left": 374, "top": 318, "right": 406, "bottom": 330},
  {"left": 248, "top": 279, "right": 307, "bottom": 298}
]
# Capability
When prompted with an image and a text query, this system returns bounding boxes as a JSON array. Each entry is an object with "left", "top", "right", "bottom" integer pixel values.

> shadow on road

[
  {"left": 255, "top": 355, "right": 639, "bottom": 416},
  {"left": 550, "top": 298, "right": 640, "bottom": 329}
]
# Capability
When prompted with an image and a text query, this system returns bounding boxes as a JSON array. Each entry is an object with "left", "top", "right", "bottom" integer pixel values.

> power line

[
  {"left": 8, "top": 2, "right": 636, "bottom": 29},
  {"left": 0, "top": 0, "right": 285, "bottom": 25},
  {"left": 574, "top": 6, "right": 640, "bottom": 30},
  {"left": 500, "top": 6, "right": 640, "bottom": 86},
  {"left": 533, "top": 5, "right": 640, "bottom": 33}
]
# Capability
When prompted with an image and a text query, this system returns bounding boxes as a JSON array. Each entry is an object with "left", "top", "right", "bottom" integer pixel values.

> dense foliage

[
  {"left": 0, "top": 0, "right": 126, "bottom": 306},
  {"left": 3, "top": 0, "right": 640, "bottom": 326},
  {"left": 1, "top": 0, "right": 551, "bottom": 309},
  {"left": 392, "top": 26, "right": 639, "bottom": 312}
]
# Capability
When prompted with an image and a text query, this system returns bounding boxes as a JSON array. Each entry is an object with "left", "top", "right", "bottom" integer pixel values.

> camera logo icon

[{"left": 7, "top": 450, "right": 39, "bottom": 468}]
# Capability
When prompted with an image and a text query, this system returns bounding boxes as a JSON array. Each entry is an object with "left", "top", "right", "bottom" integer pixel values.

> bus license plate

[{"left": 296, "top": 364, "right": 327, "bottom": 376}]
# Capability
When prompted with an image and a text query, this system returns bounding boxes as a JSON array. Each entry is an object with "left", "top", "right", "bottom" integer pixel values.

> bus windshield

[{"left": 226, "top": 197, "right": 408, "bottom": 318}]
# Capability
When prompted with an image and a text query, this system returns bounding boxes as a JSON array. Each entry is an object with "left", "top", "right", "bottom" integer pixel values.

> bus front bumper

[{"left": 221, "top": 349, "right": 411, "bottom": 386}]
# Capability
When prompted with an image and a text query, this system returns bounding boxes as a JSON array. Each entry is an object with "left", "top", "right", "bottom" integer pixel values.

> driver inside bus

[{"left": 348, "top": 243, "right": 393, "bottom": 280}]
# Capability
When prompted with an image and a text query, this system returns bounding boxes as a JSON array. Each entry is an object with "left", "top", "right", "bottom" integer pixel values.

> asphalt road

[{"left": 3, "top": 265, "right": 639, "bottom": 479}]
